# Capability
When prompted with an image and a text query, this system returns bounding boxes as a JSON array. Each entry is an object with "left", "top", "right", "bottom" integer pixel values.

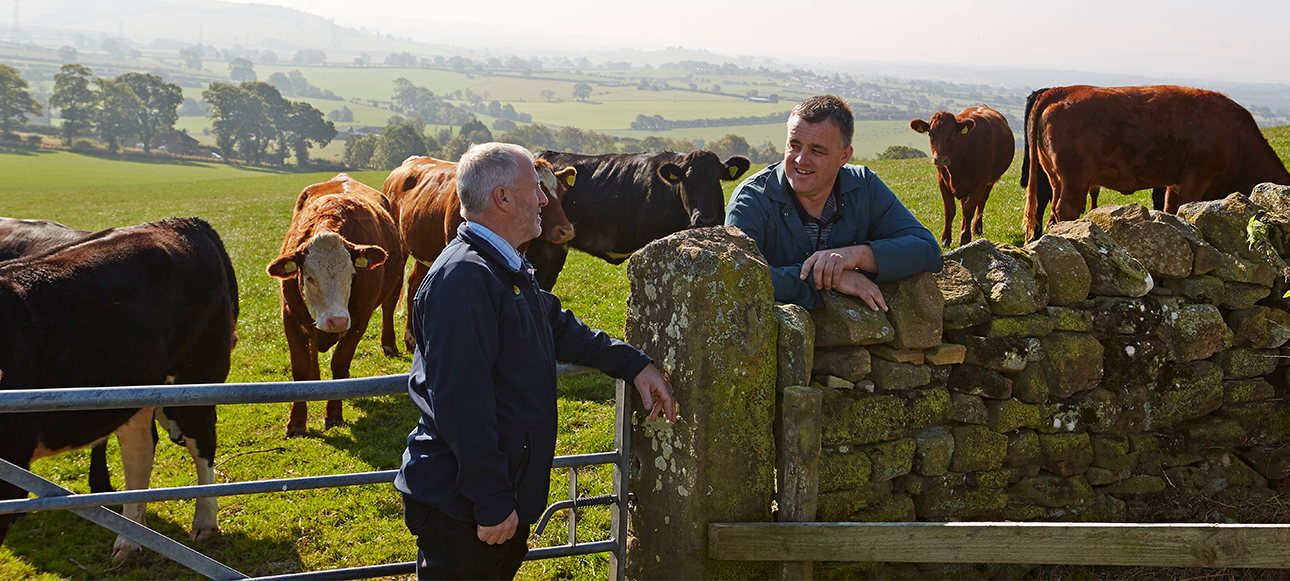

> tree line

[
  {"left": 631, "top": 111, "right": 792, "bottom": 131},
  {"left": 1, "top": 63, "right": 185, "bottom": 152}
]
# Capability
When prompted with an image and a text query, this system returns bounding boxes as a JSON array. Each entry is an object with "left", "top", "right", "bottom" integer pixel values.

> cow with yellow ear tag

[{"left": 267, "top": 173, "right": 405, "bottom": 438}]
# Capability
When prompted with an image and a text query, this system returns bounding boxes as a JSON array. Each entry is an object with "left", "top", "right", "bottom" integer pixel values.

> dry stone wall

[{"left": 806, "top": 185, "right": 1290, "bottom": 579}]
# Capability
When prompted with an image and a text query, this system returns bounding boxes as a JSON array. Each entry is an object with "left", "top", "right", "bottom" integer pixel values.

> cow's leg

[
  {"left": 160, "top": 406, "right": 219, "bottom": 541},
  {"left": 285, "top": 320, "right": 319, "bottom": 438},
  {"left": 112, "top": 408, "right": 157, "bottom": 561},
  {"left": 1088, "top": 186, "right": 1100, "bottom": 211},
  {"left": 964, "top": 187, "right": 988, "bottom": 245},
  {"left": 938, "top": 180, "right": 955, "bottom": 248},
  {"left": 1171, "top": 173, "right": 1215, "bottom": 215},
  {"left": 88, "top": 440, "right": 113, "bottom": 493},
  {"left": 525, "top": 240, "right": 568, "bottom": 291},
  {"left": 1152, "top": 187, "right": 1167, "bottom": 212},
  {"left": 380, "top": 252, "right": 406, "bottom": 357},
  {"left": 325, "top": 322, "right": 370, "bottom": 430},
  {"left": 404, "top": 260, "right": 430, "bottom": 353}
]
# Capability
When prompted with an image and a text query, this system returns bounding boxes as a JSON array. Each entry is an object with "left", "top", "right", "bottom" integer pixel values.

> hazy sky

[{"left": 223, "top": 0, "right": 1289, "bottom": 85}]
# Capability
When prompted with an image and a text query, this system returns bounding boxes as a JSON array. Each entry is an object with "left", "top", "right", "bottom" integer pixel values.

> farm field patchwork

[{"left": 1, "top": 128, "right": 1287, "bottom": 578}]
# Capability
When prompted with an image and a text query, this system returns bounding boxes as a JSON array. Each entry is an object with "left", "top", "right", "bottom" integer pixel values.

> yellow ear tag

[
  {"left": 354, "top": 257, "right": 368, "bottom": 268},
  {"left": 729, "top": 166, "right": 738, "bottom": 178},
  {"left": 565, "top": 174, "right": 575, "bottom": 187},
  {"left": 961, "top": 126, "right": 970, "bottom": 135},
  {"left": 283, "top": 261, "right": 297, "bottom": 274},
  {"left": 668, "top": 172, "right": 679, "bottom": 181}
]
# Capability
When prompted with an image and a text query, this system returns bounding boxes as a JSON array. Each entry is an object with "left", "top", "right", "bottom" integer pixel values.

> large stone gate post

[{"left": 624, "top": 226, "right": 778, "bottom": 579}]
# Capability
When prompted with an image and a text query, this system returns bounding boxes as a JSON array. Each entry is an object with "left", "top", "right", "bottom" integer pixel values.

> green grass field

[{"left": 1, "top": 127, "right": 1287, "bottom": 579}]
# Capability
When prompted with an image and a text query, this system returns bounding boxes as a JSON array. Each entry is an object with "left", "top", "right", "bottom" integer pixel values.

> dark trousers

[{"left": 402, "top": 493, "right": 530, "bottom": 580}]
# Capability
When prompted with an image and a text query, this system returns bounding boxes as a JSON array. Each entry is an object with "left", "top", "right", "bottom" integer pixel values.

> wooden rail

[{"left": 709, "top": 521, "right": 1290, "bottom": 568}]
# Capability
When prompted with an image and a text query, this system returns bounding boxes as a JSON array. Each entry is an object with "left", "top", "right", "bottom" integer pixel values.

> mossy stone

[
  {"left": 1038, "top": 432, "right": 1094, "bottom": 476},
  {"left": 985, "top": 398, "right": 1042, "bottom": 433},
  {"left": 949, "top": 425, "right": 1008, "bottom": 472},
  {"left": 819, "top": 448, "right": 872, "bottom": 493},
  {"left": 863, "top": 438, "right": 916, "bottom": 482},
  {"left": 912, "top": 427, "right": 954, "bottom": 476},
  {"left": 1011, "top": 473, "right": 1095, "bottom": 508}
]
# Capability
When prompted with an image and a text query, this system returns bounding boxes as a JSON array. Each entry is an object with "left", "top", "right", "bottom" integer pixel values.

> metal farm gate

[{"left": 0, "top": 366, "right": 633, "bottom": 580}]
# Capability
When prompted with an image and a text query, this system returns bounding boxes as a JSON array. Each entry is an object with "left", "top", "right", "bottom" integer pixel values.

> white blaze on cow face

[
  {"left": 537, "top": 164, "right": 559, "bottom": 203},
  {"left": 299, "top": 232, "right": 357, "bottom": 333}
]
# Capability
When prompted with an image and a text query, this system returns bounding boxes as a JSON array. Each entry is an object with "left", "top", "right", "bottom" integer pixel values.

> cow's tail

[{"left": 1021, "top": 88, "right": 1054, "bottom": 242}]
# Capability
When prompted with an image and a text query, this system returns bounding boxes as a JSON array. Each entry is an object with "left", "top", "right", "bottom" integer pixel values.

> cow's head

[
  {"left": 266, "top": 232, "right": 387, "bottom": 334},
  {"left": 658, "top": 151, "right": 751, "bottom": 227},
  {"left": 534, "top": 159, "right": 576, "bottom": 245},
  {"left": 910, "top": 111, "right": 973, "bottom": 168}
]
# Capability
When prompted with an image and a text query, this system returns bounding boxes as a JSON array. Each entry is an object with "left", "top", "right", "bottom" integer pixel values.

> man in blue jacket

[
  {"left": 726, "top": 95, "right": 942, "bottom": 310},
  {"left": 396, "top": 142, "right": 678, "bottom": 580}
]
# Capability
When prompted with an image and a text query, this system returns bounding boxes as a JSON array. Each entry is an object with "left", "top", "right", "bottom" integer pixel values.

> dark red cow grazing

[
  {"left": 1021, "top": 85, "right": 1290, "bottom": 242},
  {"left": 527, "top": 150, "right": 750, "bottom": 290},
  {"left": 910, "top": 105, "right": 1013, "bottom": 247},
  {"left": 268, "top": 174, "right": 405, "bottom": 438},
  {"left": 0, "top": 217, "right": 237, "bottom": 560},
  {"left": 384, "top": 156, "right": 577, "bottom": 351}
]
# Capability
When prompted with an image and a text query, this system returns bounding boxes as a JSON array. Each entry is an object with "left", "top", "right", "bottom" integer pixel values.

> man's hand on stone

[
  {"left": 633, "top": 363, "right": 678, "bottom": 423},
  {"left": 833, "top": 270, "right": 888, "bottom": 312},
  {"left": 800, "top": 245, "right": 877, "bottom": 291}
]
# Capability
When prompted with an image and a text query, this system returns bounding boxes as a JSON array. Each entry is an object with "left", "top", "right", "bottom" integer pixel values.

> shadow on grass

[
  {"left": 2, "top": 503, "right": 304, "bottom": 579},
  {"left": 0, "top": 146, "right": 41, "bottom": 157},
  {"left": 319, "top": 395, "right": 419, "bottom": 471}
]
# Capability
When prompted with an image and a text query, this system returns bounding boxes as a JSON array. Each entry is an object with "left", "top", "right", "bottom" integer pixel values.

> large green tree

[
  {"left": 500, "top": 124, "right": 555, "bottom": 151},
  {"left": 93, "top": 78, "right": 142, "bottom": 151},
  {"left": 343, "top": 133, "right": 378, "bottom": 169},
  {"left": 240, "top": 81, "right": 293, "bottom": 164},
  {"left": 50, "top": 64, "right": 97, "bottom": 145},
  {"left": 0, "top": 64, "right": 42, "bottom": 137},
  {"left": 203, "top": 82, "right": 268, "bottom": 161},
  {"left": 572, "top": 82, "right": 591, "bottom": 101},
  {"left": 375, "top": 122, "right": 428, "bottom": 170},
  {"left": 284, "top": 101, "right": 336, "bottom": 166},
  {"left": 117, "top": 72, "right": 182, "bottom": 153}
]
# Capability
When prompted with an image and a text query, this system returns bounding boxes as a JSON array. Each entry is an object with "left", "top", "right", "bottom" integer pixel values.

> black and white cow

[
  {"left": 0, "top": 217, "right": 238, "bottom": 560},
  {"left": 528, "top": 150, "right": 750, "bottom": 290}
]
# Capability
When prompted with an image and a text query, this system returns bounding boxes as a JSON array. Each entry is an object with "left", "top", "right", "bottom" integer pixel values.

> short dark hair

[{"left": 791, "top": 95, "right": 854, "bottom": 149}]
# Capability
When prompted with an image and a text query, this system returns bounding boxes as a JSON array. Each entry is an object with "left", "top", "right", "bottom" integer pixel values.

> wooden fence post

[{"left": 777, "top": 385, "right": 823, "bottom": 581}]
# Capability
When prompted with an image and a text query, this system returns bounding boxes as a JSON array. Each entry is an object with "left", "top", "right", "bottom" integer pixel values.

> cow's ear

[
  {"left": 555, "top": 167, "right": 576, "bottom": 189},
  {"left": 910, "top": 119, "right": 930, "bottom": 133},
  {"left": 959, "top": 119, "right": 975, "bottom": 135},
  {"left": 350, "top": 245, "right": 388, "bottom": 270},
  {"left": 658, "top": 162, "right": 684, "bottom": 185},
  {"left": 723, "top": 156, "right": 751, "bottom": 181},
  {"left": 267, "top": 252, "right": 304, "bottom": 279}
]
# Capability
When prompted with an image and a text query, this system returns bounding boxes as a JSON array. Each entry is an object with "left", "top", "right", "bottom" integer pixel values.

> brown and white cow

[
  {"left": 384, "top": 156, "right": 576, "bottom": 351},
  {"left": 0, "top": 217, "right": 237, "bottom": 560},
  {"left": 1021, "top": 85, "right": 1290, "bottom": 241},
  {"left": 267, "top": 174, "right": 405, "bottom": 438},
  {"left": 910, "top": 105, "right": 1013, "bottom": 247}
]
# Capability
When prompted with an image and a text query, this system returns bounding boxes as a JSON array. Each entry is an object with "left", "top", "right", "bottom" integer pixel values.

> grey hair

[{"left": 456, "top": 142, "right": 535, "bottom": 218}]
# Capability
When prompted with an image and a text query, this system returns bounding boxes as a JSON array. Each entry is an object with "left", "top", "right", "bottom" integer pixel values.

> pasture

[{"left": 1, "top": 126, "right": 1287, "bottom": 579}]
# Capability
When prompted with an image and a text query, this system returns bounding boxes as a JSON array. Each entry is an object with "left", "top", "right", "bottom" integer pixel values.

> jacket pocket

[{"left": 512, "top": 430, "right": 533, "bottom": 494}]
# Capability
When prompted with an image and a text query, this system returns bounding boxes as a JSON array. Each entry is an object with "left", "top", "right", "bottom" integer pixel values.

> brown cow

[
  {"left": 384, "top": 155, "right": 576, "bottom": 351},
  {"left": 910, "top": 105, "right": 1013, "bottom": 247},
  {"left": 1021, "top": 85, "right": 1290, "bottom": 241},
  {"left": 267, "top": 174, "right": 405, "bottom": 438}
]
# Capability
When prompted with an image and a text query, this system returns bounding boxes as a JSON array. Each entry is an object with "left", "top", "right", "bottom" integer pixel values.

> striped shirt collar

[{"left": 464, "top": 221, "right": 525, "bottom": 272}]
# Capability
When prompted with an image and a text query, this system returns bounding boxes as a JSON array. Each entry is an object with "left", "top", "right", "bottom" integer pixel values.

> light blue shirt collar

[{"left": 464, "top": 221, "right": 525, "bottom": 271}]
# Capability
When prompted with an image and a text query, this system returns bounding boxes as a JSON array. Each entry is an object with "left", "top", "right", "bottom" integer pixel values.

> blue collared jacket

[
  {"left": 395, "top": 226, "right": 651, "bottom": 526},
  {"left": 725, "top": 162, "right": 942, "bottom": 308}
]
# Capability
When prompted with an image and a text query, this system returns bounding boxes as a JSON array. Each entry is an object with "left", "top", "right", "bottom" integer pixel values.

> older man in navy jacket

[
  {"left": 396, "top": 142, "right": 677, "bottom": 580},
  {"left": 726, "top": 95, "right": 942, "bottom": 310}
]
